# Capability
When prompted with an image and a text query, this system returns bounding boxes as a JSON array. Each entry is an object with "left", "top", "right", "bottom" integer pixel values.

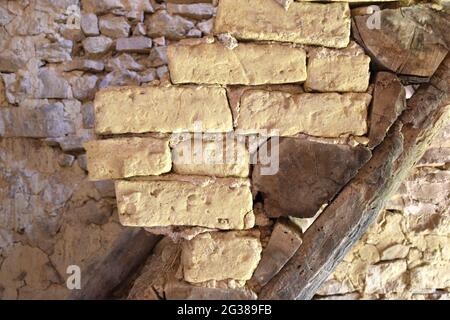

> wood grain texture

[{"left": 69, "top": 229, "right": 160, "bottom": 299}]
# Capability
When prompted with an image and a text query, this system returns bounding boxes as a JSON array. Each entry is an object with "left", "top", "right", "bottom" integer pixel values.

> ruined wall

[{"left": 0, "top": 0, "right": 448, "bottom": 300}]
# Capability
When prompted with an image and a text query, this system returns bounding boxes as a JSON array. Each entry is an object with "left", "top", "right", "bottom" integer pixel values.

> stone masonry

[{"left": 0, "top": 0, "right": 448, "bottom": 300}]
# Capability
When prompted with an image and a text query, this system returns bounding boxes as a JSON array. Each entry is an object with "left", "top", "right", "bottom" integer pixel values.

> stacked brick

[{"left": 85, "top": 0, "right": 373, "bottom": 288}]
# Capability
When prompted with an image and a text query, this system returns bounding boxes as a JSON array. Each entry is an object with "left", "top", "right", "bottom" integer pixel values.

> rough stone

[
  {"left": 116, "top": 36, "right": 153, "bottom": 53},
  {"left": 214, "top": 0, "right": 351, "bottom": 48},
  {"left": 410, "top": 263, "right": 450, "bottom": 292},
  {"left": 70, "top": 74, "right": 98, "bottom": 101},
  {"left": 106, "top": 54, "right": 144, "bottom": 71},
  {"left": 64, "top": 59, "right": 105, "bottom": 72},
  {"left": 237, "top": 90, "right": 371, "bottom": 137},
  {"left": 148, "top": 46, "right": 168, "bottom": 67},
  {"left": 84, "top": 137, "right": 172, "bottom": 181},
  {"left": 368, "top": 72, "right": 407, "bottom": 149},
  {"left": 36, "top": 38, "right": 73, "bottom": 63},
  {"left": 36, "top": 68, "right": 71, "bottom": 99},
  {"left": 197, "top": 18, "right": 214, "bottom": 35},
  {"left": 99, "top": 70, "right": 141, "bottom": 88},
  {"left": 58, "top": 154, "right": 76, "bottom": 167},
  {"left": 167, "top": 3, "right": 215, "bottom": 20},
  {"left": 81, "top": 13, "right": 99, "bottom": 36},
  {"left": 274, "top": 0, "right": 293, "bottom": 10},
  {"left": 168, "top": 42, "right": 307, "bottom": 85},
  {"left": 251, "top": 219, "right": 302, "bottom": 286},
  {"left": 365, "top": 261, "right": 408, "bottom": 294},
  {"left": 216, "top": 33, "right": 238, "bottom": 50},
  {"left": 82, "top": 36, "right": 113, "bottom": 55},
  {"left": 94, "top": 85, "right": 233, "bottom": 134},
  {"left": 181, "top": 231, "right": 262, "bottom": 283},
  {"left": 81, "top": 0, "right": 125, "bottom": 14},
  {"left": 0, "top": 104, "right": 74, "bottom": 138},
  {"left": 99, "top": 14, "right": 131, "bottom": 38},
  {"left": 0, "top": 77, "right": 6, "bottom": 106},
  {"left": 253, "top": 138, "right": 372, "bottom": 218},
  {"left": 305, "top": 42, "right": 371, "bottom": 92},
  {"left": 0, "top": 36, "right": 36, "bottom": 72},
  {"left": 115, "top": 175, "right": 254, "bottom": 229},
  {"left": 172, "top": 137, "right": 250, "bottom": 178},
  {"left": 145, "top": 10, "right": 195, "bottom": 40},
  {"left": 82, "top": 103, "right": 95, "bottom": 129}
]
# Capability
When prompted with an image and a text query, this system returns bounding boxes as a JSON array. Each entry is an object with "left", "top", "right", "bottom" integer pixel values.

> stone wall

[{"left": 0, "top": 0, "right": 448, "bottom": 300}]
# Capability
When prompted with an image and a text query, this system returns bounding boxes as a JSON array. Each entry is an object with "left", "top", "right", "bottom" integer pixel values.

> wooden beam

[
  {"left": 69, "top": 229, "right": 160, "bottom": 300},
  {"left": 259, "top": 54, "right": 450, "bottom": 300}
]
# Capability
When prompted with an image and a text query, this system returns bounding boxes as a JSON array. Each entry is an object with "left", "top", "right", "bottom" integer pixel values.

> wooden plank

[
  {"left": 259, "top": 54, "right": 450, "bottom": 300},
  {"left": 69, "top": 229, "right": 160, "bottom": 299}
]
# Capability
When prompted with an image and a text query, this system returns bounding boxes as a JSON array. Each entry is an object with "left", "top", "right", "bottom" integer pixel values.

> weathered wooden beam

[
  {"left": 259, "top": 54, "right": 450, "bottom": 300},
  {"left": 69, "top": 229, "right": 160, "bottom": 300}
]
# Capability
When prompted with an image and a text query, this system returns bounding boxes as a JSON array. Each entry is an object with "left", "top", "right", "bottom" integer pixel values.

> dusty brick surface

[{"left": 168, "top": 42, "right": 307, "bottom": 85}]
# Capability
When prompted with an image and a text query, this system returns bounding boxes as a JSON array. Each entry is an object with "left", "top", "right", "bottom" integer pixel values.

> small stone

[
  {"left": 139, "top": 68, "right": 157, "bottom": 83},
  {"left": 106, "top": 54, "right": 144, "bottom": 71},
  {"left": 145, "top": 10, "right": 195, "bottom": 40},
  {"left": 0, "top": 36, "right": 36, "bottom": 72},
  {"left": 70, "top": 74, "right": 98, "bottom": 101},
  {"left": 36, "top": 38, "right": 73, "bottom": 63},
  {"left": 99, "top": 14, "right": 130, "bottom": 38},
  {"left": 63, "top": 59, "right": 105, "bottom": 72},
  {"left": 58, "top": 154, "right": 75, "bottom": 167},
  {"left": 37, "top": 68, "right": 71, "bottom": 99},
  {"left": 156, "top": 65, "right": 168, "bottom": 80},
  {"left": 99, "top": 70, "right": 140, "bottom": 89},
  {"left": 274, "top": 0, "right": 293, "bottom": 10},
  {"left": 381, "top": 244, "right": 410, "bottom": 261},
  {"left": 77, "top": 154, "right": 88, "bottom": 171},
  {"left": 82, "top": 102, "right": 95, "bottom": 129},
  {"left": 365, "top": 260, "right": 407, "bottom": 294},
  {"left": 153, "top": 36, "right": 166, "bottom": 46},
  {"left": 167, "top": 3, "right": 216, "bottom": 20},
  {"left": 197, "top": 18, "right": 214, "bottom": 35},
  {"left": 148, "top": 46, "right": 168, "bottom": 67},
  {"left": 81, "top": 13, "right": 99, "bottom": 36},
  {"left": 181, "top": 231, "right": 262, "bottom": 283},
  {"left": 187, "top": 28, "right": 202, "bottom": 38},
  {"left": 81, "top": 0, "right": 126, "bottom": 14},
  {"left": 410, "top": 263, "right": 450, "bottom": 292},
  {"left": 116, "top": 36, "right": 153, "bottom": 53},
  {"left": 0, "top": 77, "right": 6, "bottom": 106},
  {"left": 82, "top": 36, "right": 113, "bottom": 55},
  {"left": 217, "top": 33, "right": 238, "bottom": 50},
  {"left": 0, "top": 104, "right": 74, "bottom": 138},
  {"left": 133, "top": 22, "right": 146, "bottom": 36}
]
